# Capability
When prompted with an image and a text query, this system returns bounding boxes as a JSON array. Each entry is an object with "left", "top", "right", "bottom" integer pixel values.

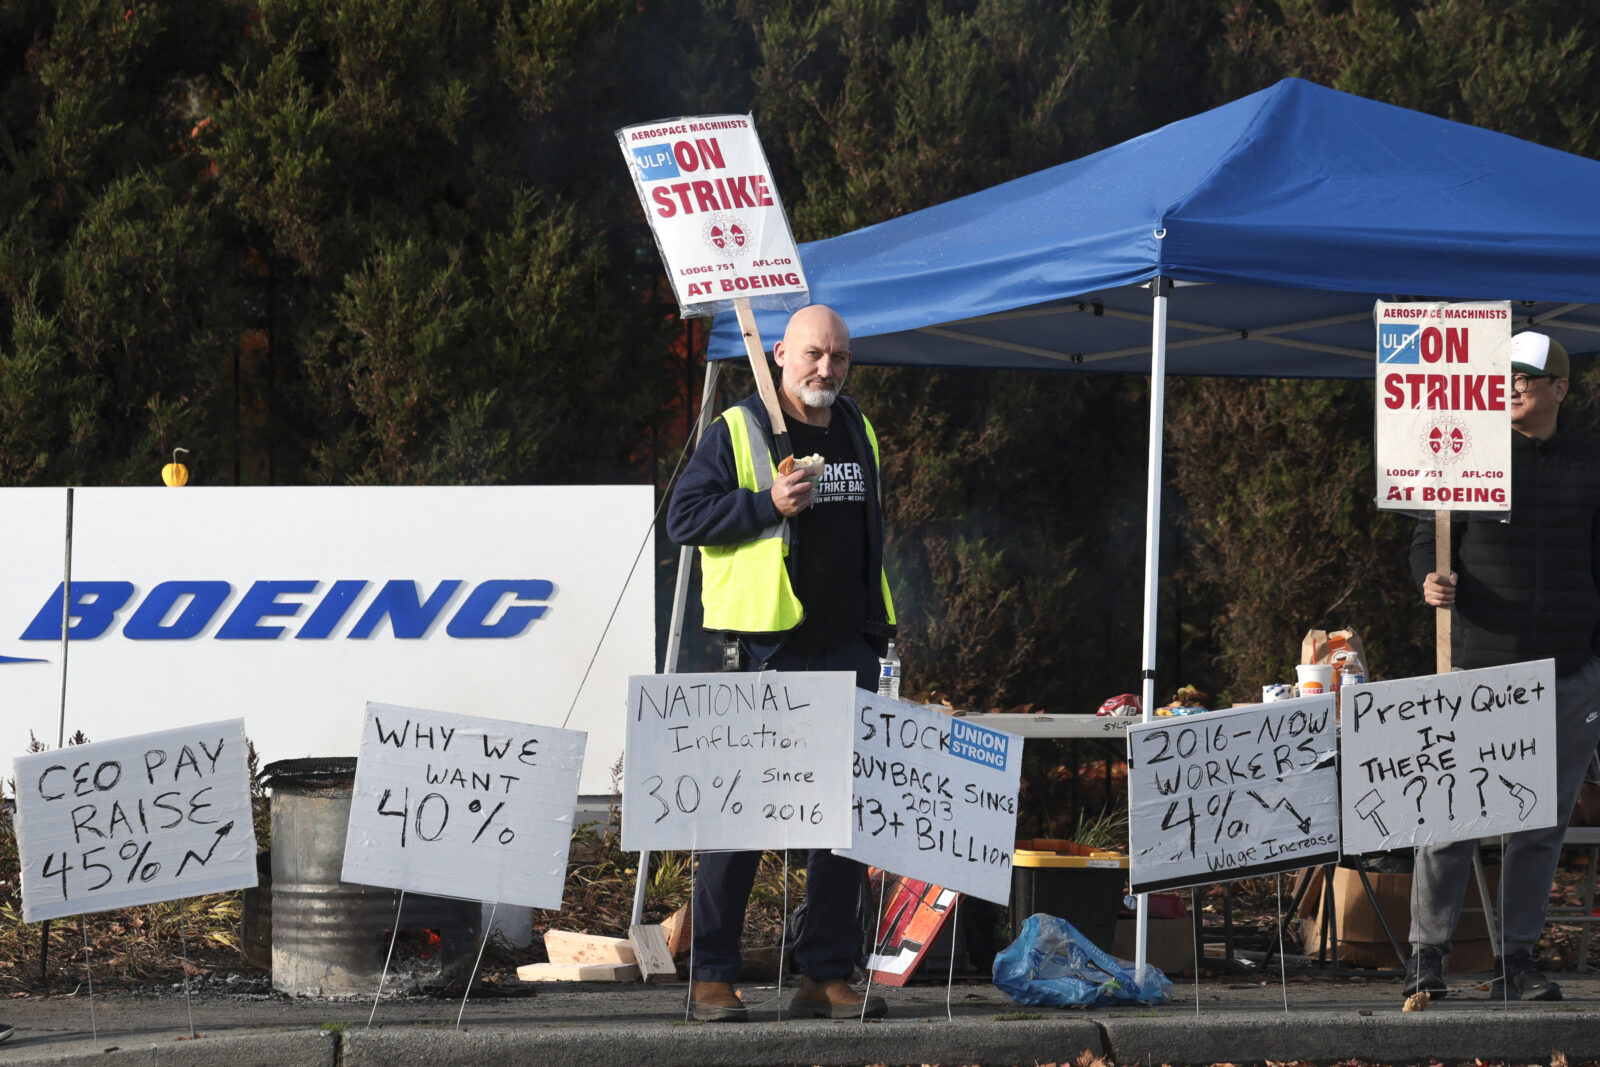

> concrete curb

[
  {"left": 339, "top": 1019, "right": 1106, "bottom": 1067},
  {"left": 4, "top": 1029, "right": 336, "bottom": 1067},
  {"left": 7, "top": 988, "right": 1600, "bottom": 1065},
  {"left": 1103, "top": 1010, "right": 1600, "bottom": 1066}
]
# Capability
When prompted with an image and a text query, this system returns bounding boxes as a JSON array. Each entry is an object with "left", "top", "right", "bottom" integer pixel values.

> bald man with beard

[{"left": 667, "top": 304, "right": 898, "bottom": 1021}]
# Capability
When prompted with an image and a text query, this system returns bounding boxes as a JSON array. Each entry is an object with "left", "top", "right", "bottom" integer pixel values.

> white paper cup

[
  {"left": 1262, "top": 683, "right": 1295, "bottom": 702},
  {"left": 1295, "top": 663, "right": 1333, "bottom": 695}
]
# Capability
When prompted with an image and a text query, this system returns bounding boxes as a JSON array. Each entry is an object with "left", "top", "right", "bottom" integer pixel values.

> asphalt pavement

[{"left": 0, "top": 959, "right": 1597, "bottom": 1066}]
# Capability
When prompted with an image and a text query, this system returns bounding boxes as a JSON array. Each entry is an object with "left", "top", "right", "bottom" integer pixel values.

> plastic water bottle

[
  {"left": 877, "top": 641, "right": 901, "bottom": 700},
  {"left": 1339, "top": 651, "right": 1367, "bottom": 688}
]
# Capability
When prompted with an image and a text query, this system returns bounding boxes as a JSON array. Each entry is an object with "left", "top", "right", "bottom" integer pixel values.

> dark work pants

[
  {"left": 1410, "top": 656, "right": 1600, "bottom": 957},
  {"left": 691, "top": 635, "right": 880, "bottom": 983}
]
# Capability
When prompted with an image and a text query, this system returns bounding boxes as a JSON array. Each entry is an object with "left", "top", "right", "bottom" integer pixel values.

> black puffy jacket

[{"left": 1410, "top": 426, "right": 1600, "bottom": 676}]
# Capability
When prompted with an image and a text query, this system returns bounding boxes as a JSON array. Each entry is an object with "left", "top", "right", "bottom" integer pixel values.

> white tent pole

[
  {"left": 631, "top": 358, "right": 723, "bottom": 928},
  {"left": 662, "top": 359, "right": 724, "bottom": 675},
  {"left": 1135, "top": 276, "right": 1172, "bottom": 984}
]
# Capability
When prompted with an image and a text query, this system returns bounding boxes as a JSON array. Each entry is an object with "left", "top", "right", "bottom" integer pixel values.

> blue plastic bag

[{"left": 993, "top": 913, "right": 1172, "bottom": 1008}]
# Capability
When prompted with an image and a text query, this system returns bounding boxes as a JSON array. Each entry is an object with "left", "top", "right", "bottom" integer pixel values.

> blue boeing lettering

[
  {"left": 295, "top": 580, "right": 368, "bottom": 639},
  {"left": 446, "top": 580, "right": 553, "bottom": 637},
  {"left": 124, "top": 582, "right": 231, "bottom": 640},
  {"left": 21, "top": 582, "right": 135, "bottom": 640},
  {"left": 217, "top": 580, "right": 318, "bottom": 639},
  {"left": 347, "top": 580, "right": 462, "bottom": 639},
  {"left": 15, "top": 579, "right": 554, "bottom": 643}
]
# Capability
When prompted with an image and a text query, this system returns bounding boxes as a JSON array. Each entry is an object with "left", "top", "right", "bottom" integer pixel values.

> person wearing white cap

[{"left": 1407, "top": 330, "right": 1600, "bottom": 1001}]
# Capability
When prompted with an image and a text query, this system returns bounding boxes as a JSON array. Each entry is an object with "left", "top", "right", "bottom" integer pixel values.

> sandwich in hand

[{"left": 779, "top": 453, "right": 825, "bottom": 479}]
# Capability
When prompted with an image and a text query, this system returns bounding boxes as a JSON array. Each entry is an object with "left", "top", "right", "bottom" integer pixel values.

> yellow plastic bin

[{"left": 1010, "top": 841, "right": 1129, "bottom": 953}]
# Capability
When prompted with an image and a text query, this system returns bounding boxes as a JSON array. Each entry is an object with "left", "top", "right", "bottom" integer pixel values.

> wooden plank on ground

[
  {"left": 629, "top": 923, "right": 676, "bottom": 981},
  {"left": 661, "top": 902, "right": 692, "bottom": 960},
  {"left": 516, "top": 962, "right": 641, "bottom": 982},
  {"left": 544, "top": 929, "right": 637, "bottom": 965}
]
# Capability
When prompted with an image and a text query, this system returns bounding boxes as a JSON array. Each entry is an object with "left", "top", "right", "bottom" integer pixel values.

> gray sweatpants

[{"left": 1409, "top": 656, "right": 1600, "bottom": 957}]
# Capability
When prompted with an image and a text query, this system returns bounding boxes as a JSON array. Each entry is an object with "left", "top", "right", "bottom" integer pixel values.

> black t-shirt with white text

[{"left": 783, "top": 417, "right": 869, "bottom": 652}]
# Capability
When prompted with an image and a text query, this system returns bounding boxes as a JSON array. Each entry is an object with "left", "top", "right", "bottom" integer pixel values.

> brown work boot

[
  {"left": 788, "top": 975, "right": 887, "bottom": 1019},
  {"left": 689, "top": 980, "right": 749, "bottom": 1022}
]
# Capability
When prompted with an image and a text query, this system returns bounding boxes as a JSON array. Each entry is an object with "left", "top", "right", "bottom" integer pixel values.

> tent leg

[
  {"left": 1134, "top": 276, "right": 1172, "bottom": 984},
  {"left": 631, "top": 359, "right": 723, "bottom": 928}
]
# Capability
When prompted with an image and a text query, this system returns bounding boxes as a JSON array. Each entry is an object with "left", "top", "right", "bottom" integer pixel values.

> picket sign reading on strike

[
  {"left": 834, "top": 698, "right": 1022, "bottom": 906},
  {"left": 15, "top": 719, "right": 258, "bottom": 923},
  {"left": 616, "top": 115, "right": 808, "bottom": 317},
  {"left": 342, "top": 703, "right": 586, "bottom": 910},
  {"left": 1127, "top": 698, "right": 1339, "bottom": 895},
  {"left": 621, "top": 672, "right": 854, "bottom": 852},
  {"left": 1374, "top": 300, "right": 1512, "bottom": 511},
  {"left": 1339, "top": 661, "right": 1556, "bottom": 854}
]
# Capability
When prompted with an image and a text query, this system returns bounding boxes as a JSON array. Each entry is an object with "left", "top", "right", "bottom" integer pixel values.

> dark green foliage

[
  {"left": 2, "top": 0, "right": 685, "bottom": 488},
  {"left": 0, "top": 0, "right": 241, "bottom": 484},
  {"left": 1166, "top": 377, "right": 1432, "bottom": 702},
  {"left": 734, "top": 0, "right": 1201, "bottom": 713},
  {"left": 8, "top": 0, "right": 1600, "bottom": 739}
]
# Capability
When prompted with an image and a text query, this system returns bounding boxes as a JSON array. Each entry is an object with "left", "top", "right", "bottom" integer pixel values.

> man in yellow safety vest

[{"left": 667, "top": 304, "right": 896, "bottom": 1021}]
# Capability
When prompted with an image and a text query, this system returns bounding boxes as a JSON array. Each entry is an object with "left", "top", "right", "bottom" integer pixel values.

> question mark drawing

[
  {"left": 1402, "top": 775, "right": 1428, "bottom": 824},
  {"left": 1437, "top": 771, "right": 1456, "bottom": 820},
  {"left": 1471, "top": 766, "right": 1490, "bottom": 816}
]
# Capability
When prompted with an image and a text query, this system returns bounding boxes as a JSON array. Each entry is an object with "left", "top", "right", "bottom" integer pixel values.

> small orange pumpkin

[{"left": 162, "top": 447, "right": 191, "bottom": 487}]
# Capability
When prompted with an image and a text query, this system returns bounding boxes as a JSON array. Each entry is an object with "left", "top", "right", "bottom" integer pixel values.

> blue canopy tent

[
  {"left": 706, "top": 77, "right": 1600, "bottom": 377},
  {"left": 689, "top": 71, "right": 1600, "bottom": 723},
  {"left": 654, "top": 78, "right": 1600, "bottom": 959}
]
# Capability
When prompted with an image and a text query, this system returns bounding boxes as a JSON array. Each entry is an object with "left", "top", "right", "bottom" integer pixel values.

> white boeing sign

[{"left": 0, "top": 487, "right": 653, "bottom": 796}]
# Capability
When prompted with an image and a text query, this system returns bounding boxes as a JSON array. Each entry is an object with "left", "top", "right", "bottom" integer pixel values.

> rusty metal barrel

[{"left": 264, "top": 758, "right": 481, "bottom": 996}]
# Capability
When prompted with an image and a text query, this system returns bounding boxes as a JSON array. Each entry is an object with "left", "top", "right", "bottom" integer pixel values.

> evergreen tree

[
  {"left": 0, "top": 0, "right": 243, "bottom": 485},
  {"left": 1165, "top": 0, "right": 1600, "bottom": 700},
  {"left": 2, "top": 0, "right": 700, "bottom": 488},
  {"left": 730, "top": 0, "right": 1215, "bottom": 710}
]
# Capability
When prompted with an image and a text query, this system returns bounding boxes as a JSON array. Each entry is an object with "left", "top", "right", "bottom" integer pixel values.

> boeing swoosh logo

[{"left": 0, "top": 655, "right": 47, "bottom": 664}]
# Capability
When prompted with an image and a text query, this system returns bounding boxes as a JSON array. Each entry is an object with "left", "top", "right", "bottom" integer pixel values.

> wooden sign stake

[
  {"left": 1435, "top": 510, "right": 1451, "bottom": 673},
  {"left": 734, "top": 297, "right": 793, "bottom": 463}
]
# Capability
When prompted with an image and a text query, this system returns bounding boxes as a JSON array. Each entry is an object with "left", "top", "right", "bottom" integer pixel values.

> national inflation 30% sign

[{"left": 638, "top": 768, "right": 826, "bottom": 826}]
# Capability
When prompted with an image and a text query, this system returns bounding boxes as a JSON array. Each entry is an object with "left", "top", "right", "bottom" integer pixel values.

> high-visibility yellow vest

[{"left": 700, "top": 405, "right": 897, "bottom": 634}]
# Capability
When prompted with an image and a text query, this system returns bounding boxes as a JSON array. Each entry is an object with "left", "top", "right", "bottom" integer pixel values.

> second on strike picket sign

[
  {"left": 1127, "top": 698, "right": 1340, "bottom": 895},
  {"left": 342, "top": 702, "right": 587, "bottom": 910},
  {"left": 622, "top": 672, "right": 855, "bottom": 852},
  {"left": 834, "top": 697, "right": 1021, "bottom": 905},
  {"left": 15, "top": 719, "right": 259, "bottom": 923},
  {"left": 1374, "top": 300, "right": 1512, "bottom": 512}
]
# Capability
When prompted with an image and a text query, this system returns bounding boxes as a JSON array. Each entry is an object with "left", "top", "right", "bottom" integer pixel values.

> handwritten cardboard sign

[
  {"left": 15, "top": 719, "right": 258, "bottom": 923},
  {"left": 1128, "top": 698, "right": 1340, "bottom": 894},
  {"left": 341, "top": 703, "right": 586, "bottom": 909},
  {"left": 622, "top": 672, "right": 854, "bottom": 852},
  {"left": 835, "top": 698, "right": 1021, "bottom": 905},
  {"left": 1339, "top": 661, "right": 1556, "bottom": 853}
]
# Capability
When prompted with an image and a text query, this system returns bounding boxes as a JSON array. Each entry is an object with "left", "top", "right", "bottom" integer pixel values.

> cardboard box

[
  {"left": 1113, "top": 915, "right": 1197, "bottom": 974},
  {"left": 1298, "top": 865, "right": 1499, "bottom": 971}
]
